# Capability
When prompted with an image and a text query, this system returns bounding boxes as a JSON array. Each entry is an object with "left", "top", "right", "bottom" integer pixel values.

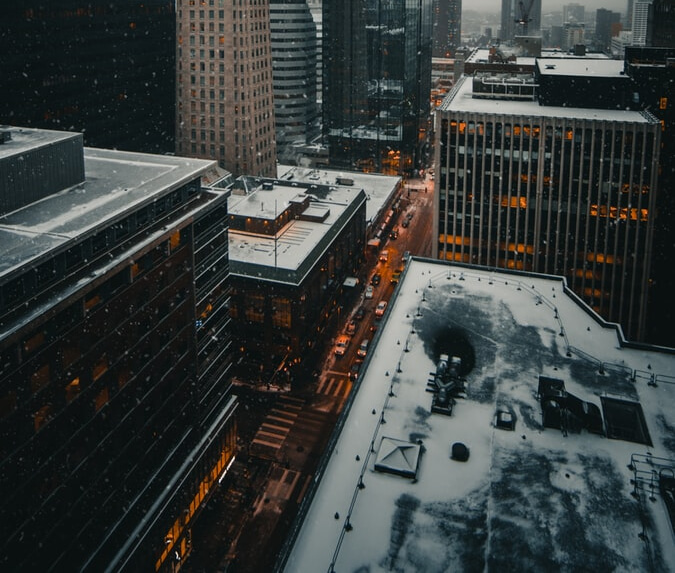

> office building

[
  {"left": 433, "top": 0, "right": 462, "bottom": 58},
  {"left": 0, "top": 1, "right": 175, "bottom": 154},
  {"left": 651, "top": 0, "right": 675, "bottom": 48},
  {"left": 0, "top": 127, "right": 237, "bottom": 570},
  {"left": 270, "top": 1, "right": 319, "bottom": 163},
  {"left": 176, "top": 0, "right": 277, "bottom": 177},
  {"left": 500, "top": 0, "right": 541, "bottom": 41},
  {"left": 595, "top": 9, "right": 622, "bottom": 52},
  {"left": 323, "top": 0, "right": 433, "bottom": 175},
  {"left": 631, "top": 0, "right": 653, "bottom": 46},
  {"left": 280, "top": 258, "right": 675, "bottom": 571},
  {"left": 433, "top": 65, "right": 661, "bottom": 341},
  {"left": 563, "top": 3, "right": 585, "bottom": 24}
]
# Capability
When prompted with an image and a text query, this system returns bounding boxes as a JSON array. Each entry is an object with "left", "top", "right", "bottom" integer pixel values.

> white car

[
  {"left": 334, "top": 335, "right": 350, "bottom": 356},
  {"left": 365, "top": 285, "right": 374, "bottom": 299},
  {"left": 375, "top": 300, "right": 388, "bottom": 317}
]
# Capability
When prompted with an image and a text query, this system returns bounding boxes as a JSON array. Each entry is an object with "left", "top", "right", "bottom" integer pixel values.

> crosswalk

[{"left": 316, "top": 371, "right": 352, "bottom": 398}]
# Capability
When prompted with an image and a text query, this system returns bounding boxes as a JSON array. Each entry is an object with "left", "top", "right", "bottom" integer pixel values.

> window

[
  {"left": 31, "top": 364, "right": 50, "bottom": 394},
  {"left": 65, "top": 377, "right": 80, "bottom": 403},
  {"left": 92, "top": 356, "right": 108, "bottom": 381},
  {"left": 94, "top": 387, "right": 109, "bottom": 412}
]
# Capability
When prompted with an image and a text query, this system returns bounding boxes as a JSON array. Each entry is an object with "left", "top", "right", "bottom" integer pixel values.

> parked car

[
  {"left": 349, "top": 361, "right": 361, "bottom": 380},
  {"left": 334, "top": 335, "right": 350, "bottom": 356},
  {"left": 365, "top": 285, "right": 374, "bottom": 299},
  {"left": 390, "top": 269, "right": 402, "bottom": 284},
  {"left": 375, "top": 300, "right": 388, "bottom": 317},
  {"left": 357, "top": 339, "right": 370, "bottom": 358}
]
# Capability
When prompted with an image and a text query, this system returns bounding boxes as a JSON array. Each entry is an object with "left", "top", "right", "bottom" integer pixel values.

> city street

[{"left": 183, "top": 174, "right": 435, "bottom": 572}]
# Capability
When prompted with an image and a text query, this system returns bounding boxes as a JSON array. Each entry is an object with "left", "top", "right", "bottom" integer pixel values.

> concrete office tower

[
  {"left": 176, "top": 0, "right": 277, "bottom": 177},
  {"left": 0, "top": 127, "right": 237, "bottom": 570},
  {"left": 434, "top": 66, "right": 661, "bottom": 341},
  {"left": 307, "top": 0, "right": 324, "bottom": 109},
  {"left": 323, "top": 0, "right": 433, "bottom": 175},
  {"left": 631, "top": 0, "right": 654, "bottom": 45},
  {"left": 596, "top": 9, "right": 622, "bottom": 52},
  {"left": 563, "top": 3, "right": 585, "bottom": 24},
  {"left": 270, "top": 1, "right": 319, "bottom": 163},
  {"left": 500, "top": 0, "right": 541, "bottom": 41},
  {"left": 0, "top": 1, "right": 175, "bottom": 154},
  {"left": 433, "top": 0, "right": 462, "bottom": 58}
]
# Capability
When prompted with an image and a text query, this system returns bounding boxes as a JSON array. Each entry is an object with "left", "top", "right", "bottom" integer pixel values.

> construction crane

[{"left": 515, "top": 0, "right": 535, "bottom": 36}]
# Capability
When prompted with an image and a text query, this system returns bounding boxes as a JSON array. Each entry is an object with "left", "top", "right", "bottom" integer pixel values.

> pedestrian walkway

[{"left": 250, "top": 395, "right": 304, "bottom": 459}]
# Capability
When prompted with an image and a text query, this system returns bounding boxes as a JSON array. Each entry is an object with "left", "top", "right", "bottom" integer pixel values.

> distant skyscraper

[
  {"left": 323, "top": 0, "right": 433, "bottom": 174},
  {"left": 433, "top": 0, "right": 462, "bottom": 58},
  {"left": 563, "top": 3, "right": 585, "bottom": 24},
  {"left": 651, "top": 0, "right": 675, "bottom": 47},
  {"left": 596, "top": 9, "right": 622, "bottom": 52},
  {"left": 0, "top": 1, "right": 175, "bottom": 154},
  {"left": 631, "top": 0, "right": 653, "bottom": 45},
  {"left": 500, "top": 0, "right": 541, "bottom": 41},
  {"left": 176, "top": 0, "right": 277, "bottom": 177},
  {"left": 270, "top": 1, "right": 319, "bottom": 162}
]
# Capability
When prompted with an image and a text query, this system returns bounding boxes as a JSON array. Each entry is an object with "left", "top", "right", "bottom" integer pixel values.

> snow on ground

[{"left": 284, "top": 259, "right": 675, "bottom": 573}]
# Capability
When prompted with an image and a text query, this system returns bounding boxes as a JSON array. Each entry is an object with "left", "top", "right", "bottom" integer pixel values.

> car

[
  {"left": 365, "top": 285, "right": 374, "bottom": 299},
  {"left": 390, "top": 269, "right": 402, "bottom": 284},
  {"left": 354, "top": 307, "right": 366, "bottom": 321},
  {"left": 371, "top": 273, "right": 381, "bottom": 286},
  {"left": 379, "top": 250, "right": 389, "bottom": 262},
  {"left": 346, "top": 320, "right": 356, "bottom": 335},
  {"left": 401, "top": 219, "right": 409, "bottom": 228},
  {"left": 402, "top": 251, "right": 411, "bottom": 263},
  {"left": 357, "top": 338, "right": 370, "bottom": 358},
  {"left": 389, "top": 228, "right": 398, "bottom": 239},
  {"left": 375, "top": 300, "right": 388, "bottom": 317},
  {"left": 334, "top": 335, "right": 350, "bottom": 356},
  {"left": 406, "top": 211, "right": 414, "bottom": 220},
  {"left": 349, "top": 361, "right": 361, "bottom": 380}
]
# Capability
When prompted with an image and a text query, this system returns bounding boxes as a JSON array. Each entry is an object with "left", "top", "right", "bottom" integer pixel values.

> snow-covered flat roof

[
  {"left": 0, "top": 148, "right": 215, "bottom": 278},
  {"left": 537, "top": 57, "right": 626, "bottom": 77},
  {"left": 228, "top": 180, "right": 366, "bottom": 282},
  {"left": 439, "top": 74, "right": 652, "bottom": 123},
  {"left": 284, "top": 259, "right": 675, "bottom": 572},
  {"left": 277, "top": 165, "right": 401, "bottom": 225}
]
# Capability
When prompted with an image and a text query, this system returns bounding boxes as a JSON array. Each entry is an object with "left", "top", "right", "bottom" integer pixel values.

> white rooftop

[
  {"left": 284, "top": 259, "right": 675, "bottom": 572},
  {"left": 277, "top": 165, "right": 401, "bottom": 226},
  {"left": 537, "top": 58, "right": 626, "bottom": 77},
  {"left": 439, "top": 74, "right": 652, "bottom": 123}
]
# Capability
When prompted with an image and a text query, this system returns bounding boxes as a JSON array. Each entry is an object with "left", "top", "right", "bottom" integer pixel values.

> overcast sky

[{"left": 467, "top": 0, "right": 628, "bottom": 14}]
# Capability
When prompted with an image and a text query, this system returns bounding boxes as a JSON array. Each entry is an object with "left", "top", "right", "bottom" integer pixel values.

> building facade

[
  {"left": 651, "top": 0, "right": 675, "bottom": 48},
  {"left": 176, "top": 0, "right": 277, "bottom": 177},
  {"left": 595, "top": 9, "right": 622, "bottom": 52},
  {"left": 227, "top": 177, "right": 367, "bottom": 384},
  {"left": 0, "top": 1, "right": 175, "bottom": 154},
  {"left": 0, "top": 127, "right": 237, "bottom": 571},
  {"left": 323, "top": 0, "right": 433, "bottom": 175},
  {"left": 270, "top": 0, "right": 319, "bottom": 162},
  {"left": 433, "top": 0, "right": 462, "bottom": 58},
  {"left": 500, "top": 0, "right": 541, "bottom": 41},
  {"left": 631, "top": 0, "right": 653, "bottom": 46},
  {"left": 434, "top": 73, "right": 661, "bottom": 341}
]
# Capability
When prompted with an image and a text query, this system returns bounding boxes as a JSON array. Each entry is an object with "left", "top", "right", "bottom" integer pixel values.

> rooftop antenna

[{"left": 515, "top": 0, "right": 535, "bottom": 36}]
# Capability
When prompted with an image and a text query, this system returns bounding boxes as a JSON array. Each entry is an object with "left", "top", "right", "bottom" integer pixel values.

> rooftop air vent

[{"left": 0, "top": 130, "right": 12, "bottom": 144}]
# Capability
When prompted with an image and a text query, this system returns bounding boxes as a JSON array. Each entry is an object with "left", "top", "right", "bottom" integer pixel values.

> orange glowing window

[
  {"left": 458, "top": 122, "right": 466, "bottom": 134},
  {"left": 659, "top": 97, "right": 668, "bottom": 110}
]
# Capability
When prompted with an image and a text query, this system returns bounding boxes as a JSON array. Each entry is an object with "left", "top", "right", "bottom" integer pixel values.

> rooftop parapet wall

[{"left": 0, "top": 127, "right": 85, "bottom": 216}]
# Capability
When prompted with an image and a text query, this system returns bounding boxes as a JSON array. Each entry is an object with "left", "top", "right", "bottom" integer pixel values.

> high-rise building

[
  {"left": 323, "top": 0, "right": 433, "bottom": 175},
  {"left": 596, "top": 9, "right": 622, "bottom": 52},
  {"left": 176, "top": 0, "right": 277, "bottom": 177},
  {"left": 0, "top": 1, "right": 175, "bottom": 154},
  {"left": 651, "top": 0, "right": 675, "bottom": 48},
  {"left": 433, "top": 65, "right": 661, "bottom": 341},
  {"left": 0, "top": 126, "right": 237, "bottom": 570},
  {"left": 631, "top": 0, "right": 653, "bottom": 46},
  {"left": 500, "top": 0, "right": 541, "bottom": 41},
  {"left": 433, "top": 0, "right": 462, "bottom": 58},
  {"left": 563, "top": 3, "right": 585, "bottom": 24},
  {"left": 307, "top": 0, "right": 324, "bottom": 109},
  {"left": 270, "top": 1, "right": 319, "bottom": 163}
]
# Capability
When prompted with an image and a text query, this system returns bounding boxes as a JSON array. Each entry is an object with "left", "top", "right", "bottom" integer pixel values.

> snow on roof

[
  {"left": 277, "top": 165, "right": 401, "bottom": 225},
  {"left": 0, "top": 148, "right": 215, "bottom": 279},
  {"left": 537, "top": 58, "right": 626, "bottom": 78},
  {"left": 228, "top": 180, "right": 366, "bottom": 281},
  {"left": 284, "top": 259, "right": 675, "bottom": 572},
  {"left": 439, "top": 74, "right": 652, "bottom": 123}
]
